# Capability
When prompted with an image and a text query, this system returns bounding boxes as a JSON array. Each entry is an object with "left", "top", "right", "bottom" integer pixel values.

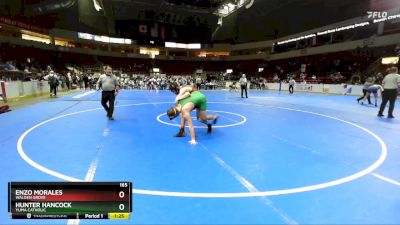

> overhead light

[
  {"left": 245, "top": 0, "right": 254, "bottom": 9},
  {"left": 214, "top": 0, "right": 253, "bottom": 17},
  {"left": 22, "top": 34, "right": 51, "bottom": 44},
  {"left": 227, "top": 3, "right": 235, "bottom": 10},
  {"left": 381, "top": 57, "right": 399, "bottom": 65},
  {"left": 78, "top": 32, "right": 94, "bottom": 40},
  {"left": 140, "top": 48, "right": 159, "bottom": 58},
  {"left": 217, "top": 17, "right": 223, "bottom": 26},
  {"left": 187, "top": 43, "right": 201, "bottom": 49},
  {"left": 165, "top": 42, "right": 201, "bottom": 49},
  {"left": 93, "top": 0, "right": 103, "bottom": 12},
  {"left": 94, "top": 35, "right": 109, "bottom": 43}
]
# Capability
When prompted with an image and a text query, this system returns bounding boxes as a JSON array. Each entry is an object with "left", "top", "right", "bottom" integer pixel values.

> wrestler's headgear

[{"left": 167, "top": 107, "right": 180, "bottom": 120}]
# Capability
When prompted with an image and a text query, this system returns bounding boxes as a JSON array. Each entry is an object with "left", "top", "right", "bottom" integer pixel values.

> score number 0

[{"left": 118, "top": 183, "right": 128, "bottom": 211}]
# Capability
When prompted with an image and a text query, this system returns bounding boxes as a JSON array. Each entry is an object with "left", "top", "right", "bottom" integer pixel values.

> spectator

[
  {"left": 66, "top": 72, "right": 72, "bottom": 90},
  {"left": 47, "top": 71, "right": 59, "bottom": 97},
  {"left": 288, "top": 77, "right": 296, "bottom": 94}
]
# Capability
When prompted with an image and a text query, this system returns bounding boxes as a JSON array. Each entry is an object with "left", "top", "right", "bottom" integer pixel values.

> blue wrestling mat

[{"left": 0, "top": 89, "right": 399, "bottom": 224}]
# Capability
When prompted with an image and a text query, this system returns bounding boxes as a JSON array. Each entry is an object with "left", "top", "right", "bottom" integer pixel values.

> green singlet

[{"left": 178, "top": 91, "right": 207, "bottom": 111}]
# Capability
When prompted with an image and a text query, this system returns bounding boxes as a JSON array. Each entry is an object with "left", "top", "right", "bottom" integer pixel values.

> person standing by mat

[
  {"left": 278, "top": 76, "right": 284, "bottom": 93},
  {"left": 97, "top": 66, "right": 120, "bottom": 120},
  {"left": 196, "top": 76, "right": 202, "bottom": 90},
  {"left": 167, "top": 90, "right": 218, "bottom": 145},
  {"left": 239, "top": 74, "right": 248, "bottom": 98},
  {"left": 288, "top": 77, "right": 296, "bottom": 94},
  {"left": 378, "top": 66, "right": 400, "bottom": 118},
  {"left": 47, "top": 70, "right": 59, "bottom": 97}
]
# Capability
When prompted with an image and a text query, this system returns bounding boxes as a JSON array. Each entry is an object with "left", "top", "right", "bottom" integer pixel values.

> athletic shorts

[
  {"left": 367, "top": 89, "right": 378, "bottom": 95},
  {"left": 178, "top": 91, "right": 207, "bottom": 111}
]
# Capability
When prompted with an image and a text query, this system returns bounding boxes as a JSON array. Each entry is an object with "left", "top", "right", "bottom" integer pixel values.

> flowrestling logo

[
  {"left": 367, "top": 11, "right": 388, "bottom": 19},
  {"left": 367, "top": 11, "right": 400, "bottom": 24}
]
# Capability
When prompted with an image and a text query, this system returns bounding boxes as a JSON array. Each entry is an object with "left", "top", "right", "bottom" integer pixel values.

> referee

[
  {"left": 378, "top": 66, "right": 400, "bottom": 119},
  {"left": 97, "top": 66, "right": 120, "bottom": 120},
  {"left": 239, "top": 74, "right": 248, "bottom": 98}
]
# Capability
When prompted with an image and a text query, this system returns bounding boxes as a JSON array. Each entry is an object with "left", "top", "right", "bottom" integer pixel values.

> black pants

[
  {"left": 101, "top": 91, "right": 115, "bottom": 118},
  {"left": 357, "top": 89, "right": 371, "bottom": 104},
  {"left": 289, "top": 85, "right": 294, "bottom": 94},
  {"left": 196, "top": 83, "right": 201, "bottom": 90},
  {"left": 379, "top": 89, "right": 397, "bottom": 117},
  {"left": 50, "top": 84, "right": 57, "bottom": 96},
  {"left": 241, "top": 85, "right": 248, "bottom": 98}
]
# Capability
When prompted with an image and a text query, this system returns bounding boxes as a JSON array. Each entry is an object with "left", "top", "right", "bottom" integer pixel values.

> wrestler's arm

[
  {"left": 175, "top": 87, "right": 192, "bottom": 104},
  {"left": 181, "top": 109, "right": 196, "bottom": 144}
]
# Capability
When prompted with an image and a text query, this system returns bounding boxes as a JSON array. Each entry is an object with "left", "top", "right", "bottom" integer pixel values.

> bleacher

[{"left": 1, "top": 42, "right": 398, "bottom": 84}]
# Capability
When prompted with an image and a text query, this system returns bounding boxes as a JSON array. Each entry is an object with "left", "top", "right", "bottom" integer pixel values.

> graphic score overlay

[{"left": 8, "top": 182, "right": 132, "bottom": 220}]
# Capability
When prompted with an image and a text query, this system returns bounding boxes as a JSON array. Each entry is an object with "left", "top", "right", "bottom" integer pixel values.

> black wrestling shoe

[
  {"left": 207, "top": 124, "right": 212, "bottom": 134},
  {"left": 213, "top": 116, "right": 218, "bottom": 125},
  {"left": 174, "top": 129, "right": 186, "bottom": 137},
  {"left": 388, "top": 115, "right": 395, "bottom": 119},
  {"left": 377, "top": 113, "right": 384, "bottom": 117}
]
